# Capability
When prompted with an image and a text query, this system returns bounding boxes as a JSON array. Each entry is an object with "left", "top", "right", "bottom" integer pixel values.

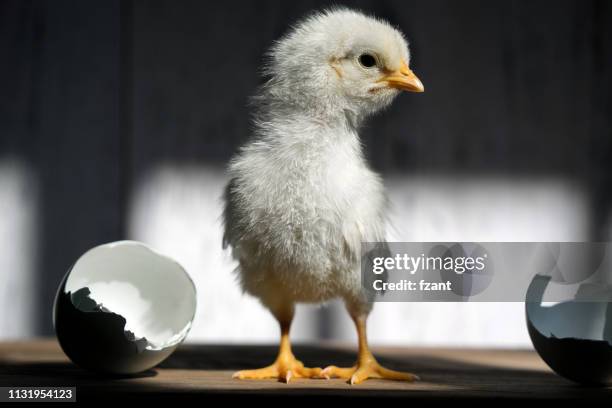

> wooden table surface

[{"left": 0, "top": 339, "right": 610, "bottom": 401}]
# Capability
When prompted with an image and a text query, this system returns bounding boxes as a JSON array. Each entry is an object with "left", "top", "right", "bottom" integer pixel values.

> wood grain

[{"left": 0, "top": 339, "right": 610, "bottom": 400}]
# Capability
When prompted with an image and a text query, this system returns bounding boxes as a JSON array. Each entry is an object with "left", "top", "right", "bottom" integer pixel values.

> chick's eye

[{"left": 358, "top": 53, "right": 377, "bottom": 68}]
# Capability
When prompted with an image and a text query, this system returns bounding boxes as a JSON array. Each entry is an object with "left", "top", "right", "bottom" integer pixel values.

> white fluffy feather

[{"left": 223, "top": 8, "right": 411, "bottom": 317}]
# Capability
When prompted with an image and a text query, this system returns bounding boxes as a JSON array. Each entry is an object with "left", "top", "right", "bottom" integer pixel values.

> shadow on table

[
  {"left": 0, "top": 361, "right": 157, "bottom": 384},
  {"left": 158, "top": 344, "right": 357, "bottom": 370}
]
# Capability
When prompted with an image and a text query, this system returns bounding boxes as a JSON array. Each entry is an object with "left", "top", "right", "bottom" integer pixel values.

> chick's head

[{"left": 264, "top": 8, "right": 424, "bottom": 120}]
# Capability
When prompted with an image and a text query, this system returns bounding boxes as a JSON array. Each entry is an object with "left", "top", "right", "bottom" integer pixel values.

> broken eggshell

[
  {"left": 53, "top": 241, "right": 196, "bottom": 375},
  {"left": 526, "top": 274, "right": 612, "bottom": 385}
]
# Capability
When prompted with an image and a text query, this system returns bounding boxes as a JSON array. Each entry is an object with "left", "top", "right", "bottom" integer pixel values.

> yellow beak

[{"left": 378, "top": 60, "right": 424, "bottom": 92}]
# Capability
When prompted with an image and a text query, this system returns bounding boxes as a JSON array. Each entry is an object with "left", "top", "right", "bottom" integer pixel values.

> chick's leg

[
  {"left": 323, "top": 312, "right": 419, "bottom": 385},
  {"left": 233, "top": 307, "right": 322, "bottom": 383}
]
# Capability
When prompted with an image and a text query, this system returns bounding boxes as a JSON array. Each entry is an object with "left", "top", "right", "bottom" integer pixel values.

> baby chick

[{"left": 223, "top": 8, "right": 423, "bottom": 384}]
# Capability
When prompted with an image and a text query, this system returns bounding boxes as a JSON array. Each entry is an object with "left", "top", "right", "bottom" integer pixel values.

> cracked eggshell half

[
  {"left": 53, "top": 240, "right": 197, "bottom": 375},
  {"left": 526, "top": 274, "right": 612, "bottom": 385}
]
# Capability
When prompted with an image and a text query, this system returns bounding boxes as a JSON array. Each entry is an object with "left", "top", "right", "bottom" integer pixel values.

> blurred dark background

[{"left": 0, "top": 0, "right": 611, "bottom": 340}]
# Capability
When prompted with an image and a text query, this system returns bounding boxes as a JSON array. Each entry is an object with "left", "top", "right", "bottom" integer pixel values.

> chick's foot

[
  {"left": 233, "top": 354, "right": 322, "bottom": 383},
  {"left": 322, "top": 359, "right": 419, "bottom": 385}
]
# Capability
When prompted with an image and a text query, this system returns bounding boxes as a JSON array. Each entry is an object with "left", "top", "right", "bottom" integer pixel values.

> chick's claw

[
  {"left": 322, "top": 362, "right": 419, "bottom": 385},
  {"left": 321, "top": 365, "right": 357, "bottom": 380}
]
